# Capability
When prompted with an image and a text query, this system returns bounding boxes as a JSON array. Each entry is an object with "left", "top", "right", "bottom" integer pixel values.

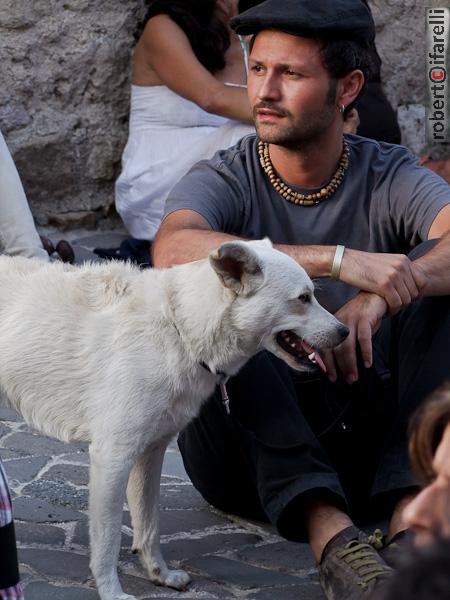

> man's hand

[
  {"left": 339, "top": 249, "right": 427, "bottom": 314},
  {"left": 322, "top": 291, "right": 387, "bottom": 384}
]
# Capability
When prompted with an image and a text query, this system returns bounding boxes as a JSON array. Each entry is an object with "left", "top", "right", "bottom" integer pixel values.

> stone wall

[
  {"left": 0, "top": 1, "right": 446, "bottom": 230},
  {"left": 0, "top": 0, "right": 146, "bottom": 229},
  {"left": 371, "top": 0, "right": 447, "bottom": 157}
]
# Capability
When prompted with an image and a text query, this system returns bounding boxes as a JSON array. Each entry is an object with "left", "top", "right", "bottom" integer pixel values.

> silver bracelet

[{"left": 331, "top": 245, "right": 345, "bottom": 280}]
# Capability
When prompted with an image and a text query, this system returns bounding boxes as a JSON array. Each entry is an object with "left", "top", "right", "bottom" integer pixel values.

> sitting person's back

[{"left": 115, "top": 0, "right": 254, "bottom": 242}]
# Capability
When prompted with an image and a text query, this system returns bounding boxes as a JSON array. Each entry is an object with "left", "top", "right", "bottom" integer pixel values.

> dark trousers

[{"left": 179, "top": 284, "right": 450, "bottom": 542}]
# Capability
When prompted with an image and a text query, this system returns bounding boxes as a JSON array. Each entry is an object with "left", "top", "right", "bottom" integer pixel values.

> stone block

[
  {"left": 24, "top": 581, "right": 100, "bottom": 600},
  {"left": 13, "top": 496, "right": 84, "bottom": 523},
  {"left": 162, "top": 532, "right": 263, "bottom": 563},
  {"left": 3, "top": 431, "right": 84, "bottom": 456},
  {"left": 44, "top": 463, "right": 89, "bottom": 486},
  {"left": 15, "top": 521, "right": 66, "bottom": 547},
  {"left": 232, "top": 540, "right": 316, "bottom": 573},
  {"left": 22, "top": 479, "right": 89, "bottom": 510},
  {"left": 184, "top": 555, "right": 301, "bottom": 588},
  {"left": 160, "top": 482, "right": 207, "bottom": 510},
  {"left": 2, "top": 456, "right": 48, "bottom": 484},
  {"left": 47, "top": 210, "right": 98, "bottom": 231},
  {"left": 249, "top": 581, "right": 325, "bottom": 600},
  {"left": 0, "top": 405, "right": 21, "bottom": 421},
  {"left": 18, "top": 548, "right": 91, "bottom": 582}
]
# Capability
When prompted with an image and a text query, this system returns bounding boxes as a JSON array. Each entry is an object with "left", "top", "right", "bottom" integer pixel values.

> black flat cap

[{"left": 230, "top": 0, "right": 375, "bottom": 45}]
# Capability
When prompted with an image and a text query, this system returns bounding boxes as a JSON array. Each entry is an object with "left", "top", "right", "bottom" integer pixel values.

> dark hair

[
  {"left": 137, "top": 0, "right": 230, "bottom": 73},
  {"left": 318, "top": 38, "right": 377, "bottom": 114},
  {"left": 409, "top": 382, "right": 450, "bottom": 484}
]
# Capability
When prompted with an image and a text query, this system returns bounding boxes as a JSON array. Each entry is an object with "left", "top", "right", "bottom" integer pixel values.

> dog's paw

[{"left": 163, "top": 569, "right": 191, "bottom": 590}]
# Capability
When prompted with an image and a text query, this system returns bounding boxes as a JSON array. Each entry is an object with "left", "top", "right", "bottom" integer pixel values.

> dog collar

[
  {"left": 199, "top": 361, "right": 231, "bottom": 415},
  {"left": 169, "top": 320, "right": 232, "bottom": 414}
]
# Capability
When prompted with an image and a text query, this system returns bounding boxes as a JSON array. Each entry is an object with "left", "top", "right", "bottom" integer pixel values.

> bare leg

[
  {"left": 126, "top": 440, "right": 190, "bottom": 590},
  {"left": 387, "top": 490, "right": 418, "bottom": 542},
  {"left": 88, "top": 442, "right": 136, "bottom": 600},
  {"left": 304, "top": 493, "right": 354, "bottom": 561}
]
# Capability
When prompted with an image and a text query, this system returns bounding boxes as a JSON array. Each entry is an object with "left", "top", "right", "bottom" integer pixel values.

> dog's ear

[{"left": 209, "top": 242, "right": 264, "bottom": 295}]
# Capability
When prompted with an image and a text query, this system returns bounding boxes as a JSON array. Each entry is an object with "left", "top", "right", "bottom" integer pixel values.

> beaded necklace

[{"left": 257, "top": 140, "right": 350, "bottom": 206}]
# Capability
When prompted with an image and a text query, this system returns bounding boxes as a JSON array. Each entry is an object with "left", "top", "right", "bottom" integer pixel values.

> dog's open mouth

[{"left": 276, "top": 330, "right": 326, "bottom": 372}]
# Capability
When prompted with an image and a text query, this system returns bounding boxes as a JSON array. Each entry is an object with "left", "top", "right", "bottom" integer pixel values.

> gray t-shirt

[{"left": 164, "top": 134, "right": 450, "bottom": 311}]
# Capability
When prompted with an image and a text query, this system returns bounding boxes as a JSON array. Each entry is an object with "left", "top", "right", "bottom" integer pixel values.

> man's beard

[{"left": 253, "top": 80, "right": 338, "bottom": 150}]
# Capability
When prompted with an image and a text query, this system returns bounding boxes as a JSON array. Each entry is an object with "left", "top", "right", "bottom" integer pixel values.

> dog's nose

[{"left": 338, "top": 323, "right": 350, "bottom": 341}]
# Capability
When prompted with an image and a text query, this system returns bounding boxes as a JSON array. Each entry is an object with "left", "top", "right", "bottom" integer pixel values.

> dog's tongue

[{"left": 301, "top": 341, "right": 327, "bottom": 373}]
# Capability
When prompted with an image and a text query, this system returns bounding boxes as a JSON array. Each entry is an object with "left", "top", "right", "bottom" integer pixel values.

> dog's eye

[{"left": 298, "top": 293, "right": 311, "bottom": 304}]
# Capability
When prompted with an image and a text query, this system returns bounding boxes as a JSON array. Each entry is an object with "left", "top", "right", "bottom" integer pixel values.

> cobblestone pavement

[{"left": 1, "top": 232, "right": 325, "bottom": 600}]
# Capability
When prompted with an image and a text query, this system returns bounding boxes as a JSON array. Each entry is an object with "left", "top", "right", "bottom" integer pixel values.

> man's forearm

[
  {"left": 152, "top": 227, "right": 243, "bottom": 267},
  {"left": 153, "top": 226, "right": 335, "bottom": 276},
  {"left": 275, "top": 243, "right": 335, "bottom": 277},
  {"left": 414, "top": 231, "right": 450, "bottom": 295}
]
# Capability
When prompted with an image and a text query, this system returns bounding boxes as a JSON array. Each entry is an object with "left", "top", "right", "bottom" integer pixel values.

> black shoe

[
  {"left": 40, "top": 235, "right": 55, "bottom": 256},
  {"left": 55, "top": 240, "right": 75, "bottom": 264},
  {"left": 319, "top": 526, "right": 393, "bottom": 599}
]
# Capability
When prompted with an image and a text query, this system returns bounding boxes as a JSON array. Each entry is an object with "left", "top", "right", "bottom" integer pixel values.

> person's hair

[
  {"left": 137, "top": 0, "right": 230, "bottom": 73},
  {"left": 381, "top": 538, "right": 450, "bottom": 600},
  {"left": 317, "top": 38, "right": 376, "bottom": 114},
  {"left": 409, "top": 382, "right": 450, "bottom": 484}
]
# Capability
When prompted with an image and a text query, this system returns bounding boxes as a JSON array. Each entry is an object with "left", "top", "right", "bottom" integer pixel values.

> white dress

[{"left": 115, "top": 84, "right": 254, "bottom": 240}]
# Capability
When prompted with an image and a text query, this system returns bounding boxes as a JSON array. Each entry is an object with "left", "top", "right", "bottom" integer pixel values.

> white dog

[{"left": 0, "top": 239, "right": 347, "bottom": 600}]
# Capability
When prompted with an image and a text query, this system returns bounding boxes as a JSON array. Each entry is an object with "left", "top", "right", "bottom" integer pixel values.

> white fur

[{"left": 0, "top": 240, "right": 346, "bottom": 599}]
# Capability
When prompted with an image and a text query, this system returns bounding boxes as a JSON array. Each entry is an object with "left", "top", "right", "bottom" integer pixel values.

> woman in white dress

[{"left": 115, "top": 0, "right": 254, "bottom": 242}]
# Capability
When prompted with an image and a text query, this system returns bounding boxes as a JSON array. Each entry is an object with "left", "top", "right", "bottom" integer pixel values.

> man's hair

[
  {"left": 381, "top": 538, "right": 450, "bottom": 600},
  {"left": 409, "top": 381, "right": 450, "bottom": 484},
  {"left": 317, "top": 38, "right": 376, "bottom": 114}
]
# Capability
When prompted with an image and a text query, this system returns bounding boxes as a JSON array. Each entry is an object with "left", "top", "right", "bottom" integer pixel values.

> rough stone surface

[
  {"left": 184, "top": 555, "right": 302, "bottom": 588},
  {"left": 12, "top": 496, "right": 85, "bottom": 523},
  {"left": 370, "top": 0, "right": 447, "bottom": 155},
  {"left": 18, "top": 548, "right": 91, "bottom": 583},
  {"left": 0, "top": 1, "right": 147, "bottom": 228},
  {"left": 4, "top": 431, "right": 86, "bottom": 456},
  {"left": 15, "top": 522, "right": 66, "bottom": 547},
  {"left": 0, "top": 1, "right": 446, "bottom": 234},
  {"left": 233, "top": 540, "right": 316, "bottom": 573},
  {"left": 22, "top": 479, "right": 89, "bottom": 510},
  {"left": 24, "top": 582, "right": 100, "bottom": 600},
  {"left": 44, "top": 463, "right": 89, "bottom": 486},
  {"left": 162, "top": 532, "right": 264, "bottom": 562},
  {"left": 249, "top": 581, "right": 325, "bottom": 600},
  {"left": 2, "top": 456, "right": 48, "bottom": 484}
]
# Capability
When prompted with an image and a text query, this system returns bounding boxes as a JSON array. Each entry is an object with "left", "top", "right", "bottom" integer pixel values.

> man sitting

[{"left": 153, "top": 0, "right": 450, "bottom": 597}]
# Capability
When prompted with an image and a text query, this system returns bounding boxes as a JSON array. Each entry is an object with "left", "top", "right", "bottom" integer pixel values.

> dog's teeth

[{"left": 308, "top": 352, "right": 317, "bottom": 363}]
